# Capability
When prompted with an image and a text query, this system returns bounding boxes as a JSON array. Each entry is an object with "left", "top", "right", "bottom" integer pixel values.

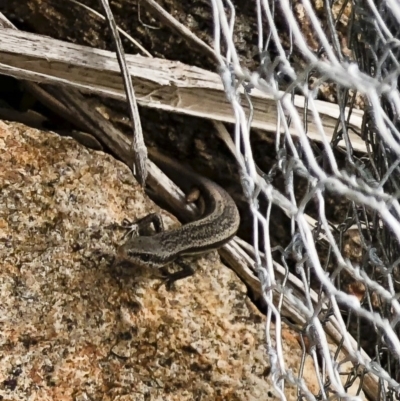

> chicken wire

[{"left": 210, "top": 0, "right": 400, "bottom": 400}]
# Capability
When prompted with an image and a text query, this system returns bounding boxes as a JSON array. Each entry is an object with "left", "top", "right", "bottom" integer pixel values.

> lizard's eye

[{"left": 140, "top": 253, "right": 151, "bottom": 262}]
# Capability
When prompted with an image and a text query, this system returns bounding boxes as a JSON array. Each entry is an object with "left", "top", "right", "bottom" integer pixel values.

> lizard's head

[{"left": 113, "top": 236, "right": 170, "bottom": 271}]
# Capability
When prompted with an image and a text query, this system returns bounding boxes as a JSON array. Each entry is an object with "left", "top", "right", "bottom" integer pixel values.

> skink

[{"left": 114, "top": 149, "right": 240, "bottom": 285}]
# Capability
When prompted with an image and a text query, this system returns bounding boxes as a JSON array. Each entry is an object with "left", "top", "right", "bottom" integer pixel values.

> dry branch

[{"left": 0, "top": 28, "right": 365, "bottom": 152}]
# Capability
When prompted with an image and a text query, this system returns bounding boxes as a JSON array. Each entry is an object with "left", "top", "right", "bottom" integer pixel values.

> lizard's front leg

[
  {"left": 161, "top": 258, "right": 196, "bottom": 291},
  {"left": 120, "top": 212, "right": 165, "bottom": 239}
]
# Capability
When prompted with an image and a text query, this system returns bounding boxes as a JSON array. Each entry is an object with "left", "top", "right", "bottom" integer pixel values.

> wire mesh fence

[{"left": 211, "top": 0, "right": 400, "bottom": 399}]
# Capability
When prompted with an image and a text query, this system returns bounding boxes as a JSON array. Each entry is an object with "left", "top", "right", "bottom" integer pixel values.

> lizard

[{"left": 114, "top": 148, "right": 240, "bottom": 287}]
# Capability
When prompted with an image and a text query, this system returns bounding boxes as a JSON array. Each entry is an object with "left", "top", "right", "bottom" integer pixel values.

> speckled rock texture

[{"left": 0, "top": 120, "right": 347, "bottom": 400}]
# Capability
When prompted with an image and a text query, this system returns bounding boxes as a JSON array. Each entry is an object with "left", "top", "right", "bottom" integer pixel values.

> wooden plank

[{"left": 0, "top": 28, "right": 365, "bottom": 152}]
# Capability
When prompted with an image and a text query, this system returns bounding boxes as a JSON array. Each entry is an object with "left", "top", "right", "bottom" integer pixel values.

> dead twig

[
  {"left": 100, "top": 0, "right": 147, "bottom": 186},
  {"left": 67, "top": 0, "right": 153, "bottom": 57},
  {"left": 140, "top": 0, "right": 218, "bottom": 62}
]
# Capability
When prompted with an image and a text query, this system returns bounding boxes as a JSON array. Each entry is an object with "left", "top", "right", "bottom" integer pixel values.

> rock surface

[{"left": 0, "top": 121, "right": 364, "bottom": 400}]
